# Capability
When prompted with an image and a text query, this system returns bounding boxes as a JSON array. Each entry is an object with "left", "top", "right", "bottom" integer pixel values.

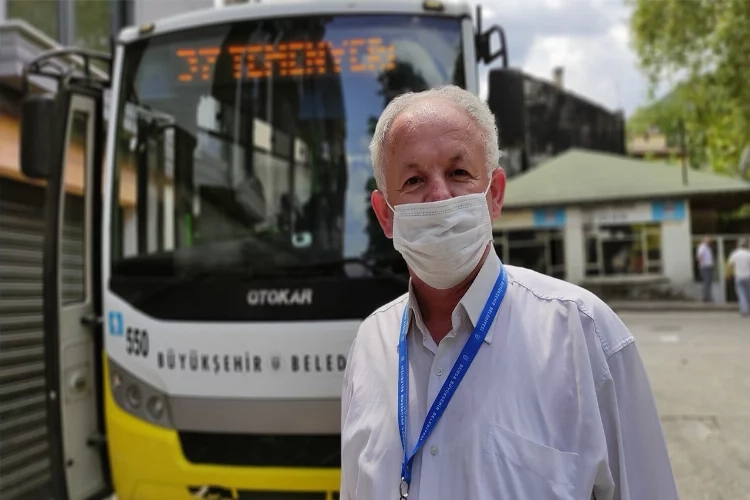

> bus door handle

[{"left": 80, "top": 313, "right": 102, "bottom": 328}]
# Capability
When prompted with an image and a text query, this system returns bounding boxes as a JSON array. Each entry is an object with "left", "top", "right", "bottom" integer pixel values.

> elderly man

[{"left": 339, "top": 86, "right": 679, "bottom": 500}]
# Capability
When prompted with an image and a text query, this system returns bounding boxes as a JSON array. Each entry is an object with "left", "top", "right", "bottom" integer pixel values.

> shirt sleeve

[{"left": 593, "top": 342, "right": 680, "bottom": 500}]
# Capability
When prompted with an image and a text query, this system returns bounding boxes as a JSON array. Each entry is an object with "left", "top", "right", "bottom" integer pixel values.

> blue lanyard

[{"left": 397, "top": 265, "right": 508, "bottom": 495}]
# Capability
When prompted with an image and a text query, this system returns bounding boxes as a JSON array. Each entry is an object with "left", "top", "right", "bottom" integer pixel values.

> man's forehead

[{"left": 391, "top": 97, "right": 470, "bottom": 131}]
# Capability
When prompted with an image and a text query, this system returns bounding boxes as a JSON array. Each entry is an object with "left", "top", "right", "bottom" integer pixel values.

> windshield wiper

[{"left": 276, "top": 257, "right": 410, "bottom": 287}]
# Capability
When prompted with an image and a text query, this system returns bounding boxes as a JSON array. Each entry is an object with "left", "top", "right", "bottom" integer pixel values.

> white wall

[
  {"left": 660, "top": 201, "right": 693, "bottom": 291},
  {"left": 563, "top": 208, "right": 585, "bottom": 284}
]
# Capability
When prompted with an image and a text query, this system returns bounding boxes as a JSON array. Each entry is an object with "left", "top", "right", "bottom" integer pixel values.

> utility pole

[{"left": 679, "top": 118, "right": 688, "bottom": 186}]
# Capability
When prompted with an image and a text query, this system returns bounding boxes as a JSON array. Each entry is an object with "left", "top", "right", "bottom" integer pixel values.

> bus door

[{"left": 19, "top": 50, "right": 112, "bottom": 500}]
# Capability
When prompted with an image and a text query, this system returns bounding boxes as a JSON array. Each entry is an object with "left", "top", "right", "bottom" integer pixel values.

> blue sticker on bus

[{"left": 108, "top": 312, "right": 124, "bottom": 336}]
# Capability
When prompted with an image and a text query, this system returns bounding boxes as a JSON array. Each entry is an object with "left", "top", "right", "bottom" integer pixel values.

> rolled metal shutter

[{"left": 0, "top": 178, "right": 85, "bottom": 499}]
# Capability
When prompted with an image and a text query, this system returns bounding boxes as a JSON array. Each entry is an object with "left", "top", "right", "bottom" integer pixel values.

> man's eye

[
  {"left": 450, "top": 169, "right": 469, "bottom": 177},
  {"left": 404, "top": 177, "right": 420, "bottom": 185}
]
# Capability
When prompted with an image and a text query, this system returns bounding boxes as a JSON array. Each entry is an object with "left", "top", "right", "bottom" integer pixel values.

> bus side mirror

[
  {"left": 477, "top": 25, "right": 509, "bottom": 67},
  {"left": 20, "top": 93, "right": 59, "bottom": 179},
  {"left": 475, "top": 4, "right": 509, "bottom": 68}
]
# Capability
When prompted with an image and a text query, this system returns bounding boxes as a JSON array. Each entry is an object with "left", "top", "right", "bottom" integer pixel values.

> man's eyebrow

[
  {"left": 400, "top": 161, "right": 420, "bottom": 170},
  {"left": 450, "top": 152, "right": 466, "bottom": 164}
]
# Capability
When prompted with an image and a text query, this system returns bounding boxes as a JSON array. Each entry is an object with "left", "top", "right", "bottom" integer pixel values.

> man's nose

[{"left": 423, "top": 177, "right": 452, "bottom": 203}]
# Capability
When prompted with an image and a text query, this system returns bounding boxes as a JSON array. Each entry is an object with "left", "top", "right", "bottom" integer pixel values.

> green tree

[
  {"left": 627, "top": 83, "right": 707, "bottom": 169},
  {"left": 7, "top": 0, "right": 58, "bottom": 40},
  {"left": 627, "top": 0, "right": 750, "bottom": 175},
  {"left": 626, "top": 87, "right": 684, "bottom": 143},
  {"left": 74, "top": 0, "right": 113, "bottom": 54}
]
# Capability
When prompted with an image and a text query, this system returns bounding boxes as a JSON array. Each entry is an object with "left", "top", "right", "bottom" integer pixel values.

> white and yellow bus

[{"left": 18, "top": 1, "right": 507, "bottom": 498}]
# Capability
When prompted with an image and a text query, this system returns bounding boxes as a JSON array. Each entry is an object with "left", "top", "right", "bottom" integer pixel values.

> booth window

[
  {"left": 494, "top": 229, "right": 566, "bottom": 280},
  {"left": 584, "top": 223, "right": 662, "bottom": 276}
]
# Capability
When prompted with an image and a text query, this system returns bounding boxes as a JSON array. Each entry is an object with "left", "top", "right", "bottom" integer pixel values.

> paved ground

[{"left": 620, "top": 311, "right": 750, "bottom": 500}]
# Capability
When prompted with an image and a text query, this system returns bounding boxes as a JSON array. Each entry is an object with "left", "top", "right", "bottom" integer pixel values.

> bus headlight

[
  {"left": 125, "top": 385, "right": 142, "bottom": 408},
  {"left": 109, "top": 357, "right": 174, "bottom": 429},
  {"left": 147, "top": 395, "right": 165, "bottom": 420}
]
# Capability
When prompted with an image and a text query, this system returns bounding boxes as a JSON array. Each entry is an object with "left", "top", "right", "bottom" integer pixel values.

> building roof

[{"left": 503, "top": 148, "right": 750, "bottom": 209}]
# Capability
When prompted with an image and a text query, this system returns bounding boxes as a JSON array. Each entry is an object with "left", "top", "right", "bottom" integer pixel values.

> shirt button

[
  {"left": 430, "top": 445, "right": 439, "bottom": 455},
  {"left": 436, "top": 367, "right": 443, "bottom": 376}
]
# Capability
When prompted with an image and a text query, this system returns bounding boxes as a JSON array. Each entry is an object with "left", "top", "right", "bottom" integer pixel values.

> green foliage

[
  {"left": 626, "top": 0, "right": 750, "bottom": 176},
  {"left": 74, "top": 0, "right": 113, "bottom": 54},
  {"left": 7, "top": 0, "right": 58, "bottom": 40},
  {"left": 626, "top": 88, "right": 684, "bottom": 143},
  {"left": 7, "top": 0, "right": 111, "bottom": 71}
]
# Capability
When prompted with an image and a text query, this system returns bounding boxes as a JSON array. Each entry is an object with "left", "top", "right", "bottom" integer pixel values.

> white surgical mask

[{"left": 387, "top": 183, "right": 493, "bottom": 289}]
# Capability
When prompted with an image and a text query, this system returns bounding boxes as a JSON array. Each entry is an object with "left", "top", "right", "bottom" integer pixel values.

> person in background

[
  {"left": 339, "top": 85, "right": 679, "bottom": 500},
  {"left": 696, "top": 236, "right": 714, "bottom": 302},
  {"left": 727, "top": 238, "right": 750, "bottom": 317}
]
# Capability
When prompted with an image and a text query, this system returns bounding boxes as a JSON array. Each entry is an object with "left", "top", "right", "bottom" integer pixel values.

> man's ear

[
  {"left": 371, "top": 190, "right": 394, "bottom": 239},
  {"left": 488, "top": 167, "right": 506, "bottom": 220}
]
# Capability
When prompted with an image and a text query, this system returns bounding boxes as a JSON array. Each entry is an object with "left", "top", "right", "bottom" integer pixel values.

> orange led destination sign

[{"left": 176, "top": 37, "right": 396, "bottom": 82}]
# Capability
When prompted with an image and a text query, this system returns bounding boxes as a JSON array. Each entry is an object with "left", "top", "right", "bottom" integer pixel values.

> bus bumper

[{"left": 103, "top": 364, "right": 341, "bottom": 500}]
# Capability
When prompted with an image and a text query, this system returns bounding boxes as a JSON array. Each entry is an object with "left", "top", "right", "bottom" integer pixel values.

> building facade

[
  {"left": 494, "top": 149, "right": 750, "bottom": 303},
  {"left": 487, "top": 67, "right": 627, "bottom": 177}
]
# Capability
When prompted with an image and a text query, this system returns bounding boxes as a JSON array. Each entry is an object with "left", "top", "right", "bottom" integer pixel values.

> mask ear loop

[{"left": 386, "top": 198, "right": 396, "bottom": 213}]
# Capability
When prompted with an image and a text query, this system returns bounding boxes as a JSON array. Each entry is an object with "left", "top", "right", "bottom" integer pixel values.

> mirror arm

[
  {"left": 21, "top": 47, "right": 112, "bottom": 95},
  {"left": 477, "top": 25, "right": 509, "bottom": 67},
  {"left": 476, "top": 4, "right": 483, "bottom": 36}
]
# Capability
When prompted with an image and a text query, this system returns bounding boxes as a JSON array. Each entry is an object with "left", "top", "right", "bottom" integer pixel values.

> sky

[{"left": 475, "top": 0, "right": 650, "bottom": 117}]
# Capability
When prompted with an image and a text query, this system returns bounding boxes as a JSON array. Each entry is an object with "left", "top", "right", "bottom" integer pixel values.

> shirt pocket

[{"left": 482, "top": 422, "right": 580, "bottom": 499}]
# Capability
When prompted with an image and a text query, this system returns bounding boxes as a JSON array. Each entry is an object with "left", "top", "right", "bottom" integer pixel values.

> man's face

[{"left": 371, "top": 98, "right": 506, "bottom": 239}]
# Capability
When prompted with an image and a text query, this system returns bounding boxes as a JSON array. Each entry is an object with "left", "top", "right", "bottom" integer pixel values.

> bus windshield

[{"left": 109, "top": 14, "right": 466, "bottom": 282}]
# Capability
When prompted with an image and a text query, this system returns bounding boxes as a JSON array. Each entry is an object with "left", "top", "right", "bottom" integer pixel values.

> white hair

[{"left": 369, "top": 85, "right": 501, "bottom": 195}]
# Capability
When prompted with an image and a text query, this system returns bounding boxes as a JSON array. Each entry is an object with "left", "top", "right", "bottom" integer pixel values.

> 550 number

[{"left": 125, "top": 328, "right": 149, "bottom": 357}]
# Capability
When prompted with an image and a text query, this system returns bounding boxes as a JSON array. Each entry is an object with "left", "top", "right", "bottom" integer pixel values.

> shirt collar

[
  {"left": 405, "top": 244, "right": 504, "bottom": 345},
  {"left": 459, "top": 244, "right": 503, "bottom": 344}
]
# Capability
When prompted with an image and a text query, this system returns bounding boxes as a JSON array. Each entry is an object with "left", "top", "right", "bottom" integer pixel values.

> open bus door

[{"left": 19, "top": 49, "right": 113, "bottom": 500}]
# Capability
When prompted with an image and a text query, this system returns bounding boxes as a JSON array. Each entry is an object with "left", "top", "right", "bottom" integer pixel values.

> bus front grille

[
  {"left": 188, "top": 486, "right": 333, "bottom": 499},
  {"left": 237, "top": 492, "right": 332, "bottom": 500},
  {"left": 178, "top": 432, "right": 341, "bottom": 468}
]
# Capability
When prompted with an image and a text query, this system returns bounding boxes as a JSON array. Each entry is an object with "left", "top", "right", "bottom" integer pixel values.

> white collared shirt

[
  {"left": 728, "top": 247, "right": 750, "bottom": 280},
  {"left": 697, "top": 242, "right": 714, "bottom": 268},
  {"left": 340, "top": 246, "right": 679, "bottom": 500}
]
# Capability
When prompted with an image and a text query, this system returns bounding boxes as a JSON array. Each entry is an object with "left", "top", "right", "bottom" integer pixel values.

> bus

[{"left": 17, "top": 0, "right": 507, "bottom": 498}]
